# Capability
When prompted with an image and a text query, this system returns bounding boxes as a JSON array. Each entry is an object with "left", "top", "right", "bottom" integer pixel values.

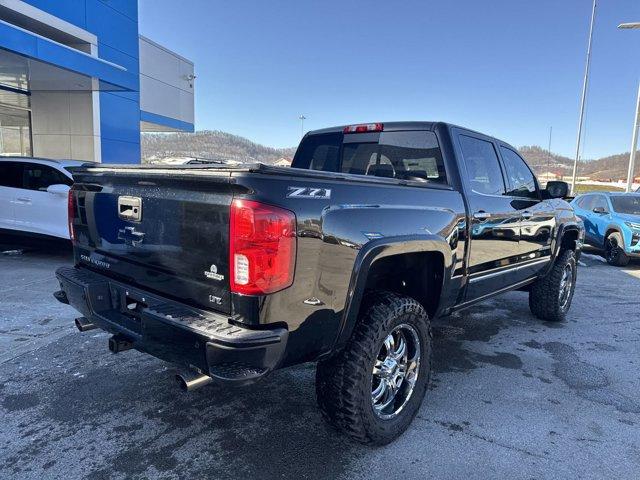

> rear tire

[
  {"left": 529, "top": 249, "right": 577, "bottom": 322},
  {"left": 605, "top": 232, "right": 630, "bottom": 267},
  {"left": 316, "top": 291, "right": 431, "bottom": 445}
]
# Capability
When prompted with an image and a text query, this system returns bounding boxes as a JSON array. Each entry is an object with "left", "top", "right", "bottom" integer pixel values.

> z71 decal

[{"left": 286, "top": 186, "right": 332, "bottom": 199}]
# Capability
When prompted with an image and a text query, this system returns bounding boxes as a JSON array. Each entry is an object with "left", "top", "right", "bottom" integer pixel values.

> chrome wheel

[
  {"left": 558, "top": 263, "right": 574, "bottom": 311},
  {"left": 371, "top": 323, "right": 421, "bottom": 419}
]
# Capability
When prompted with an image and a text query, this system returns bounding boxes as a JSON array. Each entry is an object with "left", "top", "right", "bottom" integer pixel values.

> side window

[
  {"left": 291, "top": 133, "right": 341, "bottom": 171},
  {"left": 576, "top": 195, "right": 591, "bottom": 210},
  {"left": 459, "top": 135, "right": 505, "bottom": 195},
  {"left": 592, "top": 195, "right": 609, "bottom": 213},
  {"left": 499, "top": 147, "right": 538, "bottom": 199},
  {"left": 21, "top": 163, "right": 72, "bottom": 191},
  {"left": 0, "top": 162, "right": 23, "bottom": 188}
]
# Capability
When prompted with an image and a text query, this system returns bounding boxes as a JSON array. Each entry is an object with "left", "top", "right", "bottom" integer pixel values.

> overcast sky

[{"left": 140, "top": 0, "right": 640, "bottom": 159}]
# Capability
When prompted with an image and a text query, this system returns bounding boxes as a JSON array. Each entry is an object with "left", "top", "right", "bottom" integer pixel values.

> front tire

[
  {"left": 605, "top": 232, "right": 630, "bottom": 266},
  {"left": 316, "top": 291, "right": 431, "bottom": 445},
  {"left": 529, "top": 249, "right": 577, "bottom": 322}
]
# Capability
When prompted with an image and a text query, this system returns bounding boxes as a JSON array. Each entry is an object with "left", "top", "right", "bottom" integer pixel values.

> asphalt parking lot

[{"left": 1, "top": 246, "right": 639, "bottom": 480}]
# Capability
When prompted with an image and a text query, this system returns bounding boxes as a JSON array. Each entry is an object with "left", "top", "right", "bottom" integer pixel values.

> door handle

[
  {"left": 15, "top": 197, "right": 32, "bottom": 204},
  {"left": 473, "top": 211, "right": 492, "bottom": 220}
]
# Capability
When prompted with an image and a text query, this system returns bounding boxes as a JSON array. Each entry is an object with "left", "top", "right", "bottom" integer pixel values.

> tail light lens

[
  {"left": 68, "top": 189, "right": 76, "bottom": 243},
  {"left": 230, "top": 199, "right": 296, "bottom": 295}
]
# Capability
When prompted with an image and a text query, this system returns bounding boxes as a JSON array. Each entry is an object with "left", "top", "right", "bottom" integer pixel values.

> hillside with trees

[
  {"left": 508, "top": 146, "right": 638, "bottom": 181},
  {"left": 142, "top": 130, "right": 296, "bottom": 165},
  {"left": 142, "top": 130, "right": 639, "bottom": 179}
]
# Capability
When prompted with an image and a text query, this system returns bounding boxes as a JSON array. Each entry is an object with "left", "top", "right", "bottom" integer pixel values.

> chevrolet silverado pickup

[{"left": 55, "top": 122, "right": 584, "bottom": 444}]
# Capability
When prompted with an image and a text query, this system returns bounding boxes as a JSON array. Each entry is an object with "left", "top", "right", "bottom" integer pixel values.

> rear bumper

[{"left": 55, "top": 266, "right": 287, "bottom": 385}]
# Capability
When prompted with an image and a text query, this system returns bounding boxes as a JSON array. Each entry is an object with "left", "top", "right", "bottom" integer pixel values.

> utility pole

[
  {"left": 299, "top": 114, "right": 306, "bottom": 140},
  {"left": 571, "top": 0, "right": 597, "bottom": 195}
]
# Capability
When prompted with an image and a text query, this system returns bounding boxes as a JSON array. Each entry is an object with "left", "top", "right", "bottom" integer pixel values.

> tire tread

[
  {"left": 529, "top": 249, "right": 576, "bottom": 322},
  {"left": 316, "top": 291, "right": 431, "bottom": 445}
]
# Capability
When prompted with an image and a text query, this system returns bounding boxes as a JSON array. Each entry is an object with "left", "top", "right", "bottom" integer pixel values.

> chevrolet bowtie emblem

[{"left": 118, "top": 226, "right": 145, "bottom": 247}]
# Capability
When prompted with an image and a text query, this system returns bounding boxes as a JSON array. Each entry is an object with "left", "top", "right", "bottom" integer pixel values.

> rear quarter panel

[{"left": 233, "top": 172, "right": 466, "bottom": 365}]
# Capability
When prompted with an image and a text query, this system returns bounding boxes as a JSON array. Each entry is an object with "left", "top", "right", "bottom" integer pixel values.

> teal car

[{"left": 571, "top": 192, "right": 640, "bottom": 266}]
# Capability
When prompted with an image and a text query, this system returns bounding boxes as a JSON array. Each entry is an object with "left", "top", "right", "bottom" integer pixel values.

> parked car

[
  {"left": 54, "top": 122, "right": 584, "bottom": 444},
  {"left": 0, "top": 157, "right": 86, "bottom": 242},
  {"left": 571, "top": 192, "right": 640, "bottom": 266}
]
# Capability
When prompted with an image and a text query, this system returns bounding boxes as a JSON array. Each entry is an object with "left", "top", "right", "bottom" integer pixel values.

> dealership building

[{"left": 0, "top": 0, "right": 194, "bottom": 164}]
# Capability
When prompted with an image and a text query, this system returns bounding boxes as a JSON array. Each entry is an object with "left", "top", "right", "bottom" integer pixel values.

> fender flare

[
  {"left": 333, "top": 234, "right": 454, "bottom": 350},
  {"left": 546, "top": 222, "right": 583, "bottom": 272}
]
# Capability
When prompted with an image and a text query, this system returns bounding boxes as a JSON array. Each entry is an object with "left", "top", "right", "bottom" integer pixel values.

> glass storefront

[{"left": 0, "top": 92, "right": 32, "bottom": 157}]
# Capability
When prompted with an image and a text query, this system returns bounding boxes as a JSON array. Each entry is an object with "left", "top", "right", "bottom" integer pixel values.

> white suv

[{"left": 0, "top": 157, "right": 87, "bottom": 240}]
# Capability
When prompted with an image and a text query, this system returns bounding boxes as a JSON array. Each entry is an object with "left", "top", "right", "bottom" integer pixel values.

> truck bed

[{"left": 70, "top": 162, "right": 454, "bottom": 190}]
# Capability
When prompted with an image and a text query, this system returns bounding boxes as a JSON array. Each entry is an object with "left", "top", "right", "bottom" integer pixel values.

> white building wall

[
  {"left": 30, "top": 91, "right": 98, "bottom": 161},
  {"left": 139, "top": 35, "right": 194, "bottom": 129}
]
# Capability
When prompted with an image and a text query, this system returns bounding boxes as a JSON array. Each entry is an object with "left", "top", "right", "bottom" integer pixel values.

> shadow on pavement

[{"left": 0, "top": 235, "right": 72, "bottom": 260}]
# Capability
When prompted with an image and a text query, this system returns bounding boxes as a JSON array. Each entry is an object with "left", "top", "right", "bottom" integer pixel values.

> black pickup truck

[{"left": 55, "top": 122, "right": 584, "bottom": 444}]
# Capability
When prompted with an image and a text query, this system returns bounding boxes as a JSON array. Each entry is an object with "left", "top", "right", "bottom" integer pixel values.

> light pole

[
  {"left": 571, "top": 0, "right": 597, "bottom": 195},
  {"left": 618, "top": 22, "right": 640, "bottom": 192},
  {"left": 547, "top": 126, "right": 553, "bottom": 174},
  {"left": 299, "top": 114, "right": 306, "bottom": 139}
]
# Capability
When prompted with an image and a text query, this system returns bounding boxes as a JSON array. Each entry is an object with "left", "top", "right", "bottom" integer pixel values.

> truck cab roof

[{"left": 306, "top": 121, "right": 516, "bottom": 150}]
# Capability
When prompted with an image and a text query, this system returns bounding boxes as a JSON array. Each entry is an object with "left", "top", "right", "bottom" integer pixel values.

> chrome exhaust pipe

[
  {"left": 175, "top": 370, "right": 213, "bottom": 392},
  {"left": 75, "top": 317, "right": 97, "bottom": 332}
]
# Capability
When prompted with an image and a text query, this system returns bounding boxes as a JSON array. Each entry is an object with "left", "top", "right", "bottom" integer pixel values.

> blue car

[{"left": 571, "top": 192, "right": 640, "bottom": 266}]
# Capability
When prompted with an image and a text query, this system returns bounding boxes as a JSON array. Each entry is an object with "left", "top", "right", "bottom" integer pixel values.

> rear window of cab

[{"left": 292, "top": 131, "right": 447, "bottom": 184}]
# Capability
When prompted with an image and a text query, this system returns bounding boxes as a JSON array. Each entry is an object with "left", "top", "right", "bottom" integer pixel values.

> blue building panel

[
  {"left": 98, "top": 43, "right": 140, "bottom": 75},
  {"left": 86, "top": 0, "right": 139, "bottom": 59},
  {"left": 98, "top": 42, "right": 140, "bottom": 103},
  {"left": 0, "top": 22, "right": 38, "bottom": 58},
  {"left": 3, "top": 0, "right": 192, "bottom": 164},
  {"left": 101, "top": 138, "right": 141, "bottom": 164},
  {"left": 141, "top": 111, "right": 195, "bottom": 133},
  {"left": 97, "top": 0, "right": 138, "bottom": 21},
  {"left": 23, "top": 0, "right": 143, "bottom": 164},
  {"left": 23, "top": 0, "right": 88, "bottom": 29},
  {"left": 0, "top": 22, "right": 138, "bottom": 91},
  {"left": 100, "top": 92, "right": 142, "bottom": 144}
]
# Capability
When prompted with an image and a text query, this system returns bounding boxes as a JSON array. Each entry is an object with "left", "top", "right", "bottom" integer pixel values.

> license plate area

[
  {"left": 121, "top": 294, "right": 148, "bottom": 321},
  {"left": 103, "top": 285, "right": 153, "bottom": 334}
]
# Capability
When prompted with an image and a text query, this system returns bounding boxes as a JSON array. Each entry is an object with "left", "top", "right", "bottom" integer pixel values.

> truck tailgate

[{"left": 70, "top": 170, "right": 235, "bottom": 314}]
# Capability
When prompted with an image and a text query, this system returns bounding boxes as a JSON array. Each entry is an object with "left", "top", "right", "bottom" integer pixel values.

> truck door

[
  {"left": 497, "top": 145, "right": 555, "bottom": 277},
  {"left": 456, "top": 132, "right": 522, "bottom": 300}
]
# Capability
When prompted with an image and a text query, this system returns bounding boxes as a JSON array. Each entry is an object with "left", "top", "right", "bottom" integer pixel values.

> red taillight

[
  {"left": 229, "top": 199, "right": 296, "bottom": 295},
  {"left": 343, "top": 123, "right": 384, "bottom": 134},
  {"left": 68, "top": 189, "right": 76, "bottom": 243}
]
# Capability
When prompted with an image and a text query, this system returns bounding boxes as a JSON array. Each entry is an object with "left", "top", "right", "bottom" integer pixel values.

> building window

[{"left": 0, "top": 104, "right": 32, "bottom": 157}]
